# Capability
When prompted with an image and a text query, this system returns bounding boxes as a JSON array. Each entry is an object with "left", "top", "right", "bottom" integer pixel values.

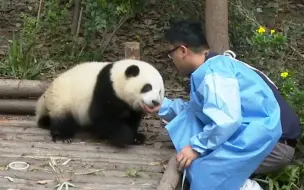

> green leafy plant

[
  {"left": 255, "top": 164, "right": 304, "bottom": 190},
  {"left": 249, "top": 26, "right": 304, "bottom": 190},
  {"left": 81, "top": 0, "right": 145, "bottom": 60},
  {"left": 251, "top": 26, "right": 288, "bottom": 58},
  {"left": 278, "top": 71, "right": 304, "bottom": 136},
  {"left": 0, "top": 33, "right": 41, "bottom": 79},
  {"left": 0, "top": 12, "right": 55, "bottom": 79},
  {"left": 1, "top": 0, "right": 147, "bottom": 79}
]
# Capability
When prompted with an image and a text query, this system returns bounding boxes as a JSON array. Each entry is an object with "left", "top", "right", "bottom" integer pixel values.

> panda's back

[{"left": 45, "top": 62, "right": 111, "bottom": 126}]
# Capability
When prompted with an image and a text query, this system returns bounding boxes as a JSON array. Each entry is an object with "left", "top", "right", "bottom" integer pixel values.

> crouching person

[{"left": 151, "top": 19, "right": 301, "bottom": 190}]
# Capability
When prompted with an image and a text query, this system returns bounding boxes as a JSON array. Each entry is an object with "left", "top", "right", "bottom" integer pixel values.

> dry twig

[
  {"left": 36, "top": 0, "right": 43, "bottom": 25},
  {"left": 74, "top": 169, "right": 103, "bottom": 175}
]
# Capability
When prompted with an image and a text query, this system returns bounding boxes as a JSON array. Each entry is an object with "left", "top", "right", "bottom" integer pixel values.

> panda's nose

[{"left": 152, "top": 100, "right": 160, "bottom": 106}]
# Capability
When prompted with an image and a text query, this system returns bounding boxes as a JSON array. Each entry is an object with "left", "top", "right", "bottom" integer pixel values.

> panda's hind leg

[{"left": 49, "top": 113, "right": 80, "bottom": 143}]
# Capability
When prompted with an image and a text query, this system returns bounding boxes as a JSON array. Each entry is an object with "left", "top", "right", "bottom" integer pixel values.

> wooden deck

[{"left": 0, "top": 115, "right": 176, "bottom": 190}]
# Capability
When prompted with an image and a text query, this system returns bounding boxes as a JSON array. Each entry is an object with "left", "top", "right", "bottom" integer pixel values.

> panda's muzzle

[
  {"left": 141, "top": 100, "right": 161, "bottom": 113},
  {"left": 152, "top": 100, "right": 160, "bottom": 107}
]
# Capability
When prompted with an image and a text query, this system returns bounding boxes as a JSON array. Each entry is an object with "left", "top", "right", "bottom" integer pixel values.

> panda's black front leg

[
  {"left": 126, "top": 111, "right": 146, "bottom": 145},
  {"left": 49, "top": 115, "right": 79, "bottom": 143},
  {"left": 92, "top": 118, "right": 135, "bottom": 148}
]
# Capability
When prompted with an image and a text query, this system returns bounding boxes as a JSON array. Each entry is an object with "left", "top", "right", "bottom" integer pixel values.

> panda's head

[{"left": 111, "top": 59, "right": 165, "bottom": 112}]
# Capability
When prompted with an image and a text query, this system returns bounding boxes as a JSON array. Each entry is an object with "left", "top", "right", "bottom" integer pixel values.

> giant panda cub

[{"left": 35, "top": 59, "right": 165, "bottom": 147}]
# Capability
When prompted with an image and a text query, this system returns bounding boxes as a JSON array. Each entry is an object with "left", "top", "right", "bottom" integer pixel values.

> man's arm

[
  {"left": 158, "top": 97, "right": 189, "bottom": 122},
  {"left": 190, "top": 72, "right": 243, "bottom": 156}
]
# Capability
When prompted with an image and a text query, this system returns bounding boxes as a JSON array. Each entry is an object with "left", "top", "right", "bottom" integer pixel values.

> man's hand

[
  {"left": 176, "top": 145, "right": 199, "bottom": 171},
  {"left": 161, "top": 119, "right": 168, "bottom": 124}
]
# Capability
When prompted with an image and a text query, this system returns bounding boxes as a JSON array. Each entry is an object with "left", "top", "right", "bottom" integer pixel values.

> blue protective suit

[{"left": 158, "top": 52, "right": 282, "bottom": 190}]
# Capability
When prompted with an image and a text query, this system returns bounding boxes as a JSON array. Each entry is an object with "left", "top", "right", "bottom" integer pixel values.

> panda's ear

[{"left": 125, "top": 65, "right": 140, "bottom": 78}]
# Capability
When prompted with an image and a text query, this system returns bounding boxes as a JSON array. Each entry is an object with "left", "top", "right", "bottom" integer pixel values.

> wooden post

[
  {"left": 0, "top": 79, "right": 49, "bottom": 115},
  {"left": 0, "top": 79, "right": 49, "bottom": 98},
  {"left": 0, "top": 99, "right": 37, "bottom": 115},
  {"left": 124, "top": 42, "right": 140, "bottom": 60},
  {"left": 205, "top": 0, "right": 229, "bottom": 53},
  {"left": 156, "top": 153, "right": 180, "bottom": 190}
]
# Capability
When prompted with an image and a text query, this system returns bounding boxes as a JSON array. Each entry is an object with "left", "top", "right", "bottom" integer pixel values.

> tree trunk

[
  {"left": 205, "top": 0, "right": 229, "bottom": 53},
  {"left": 71, "top": 0, "right": 81, "bottom": 35}
]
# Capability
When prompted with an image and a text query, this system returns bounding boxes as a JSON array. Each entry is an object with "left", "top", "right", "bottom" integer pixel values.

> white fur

[
  {"left": 36, "top": 59, "right": 165, "bottom": 127},
  {"left": 111, "top": 59, "right": 165, "bottom": 110},
  {"left": 36, "top": 61, "right": 110, "bottom": 126}
]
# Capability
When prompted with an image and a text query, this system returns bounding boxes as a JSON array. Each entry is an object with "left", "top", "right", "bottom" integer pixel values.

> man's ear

[{"left": 180, "top": 45, "right": 188, "bottom": 58}]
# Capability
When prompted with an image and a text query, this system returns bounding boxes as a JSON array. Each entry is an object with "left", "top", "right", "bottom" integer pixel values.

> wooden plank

[
  {"left": 0, "top": 170, "right": 159, "bottom": 186},
  {"left": 0, "top": 155, "right": 165, "bottom": 173},
  {"left": 0, "top": 131, "right": 171, "bottom": 147},
  {"left": 0, "top": 145, "right": 171, "bottom": 163},
  {"left": 0, "top": 116, "right": 174, "bottom": 189},
  {"left": 0, "top": 119, "right": 166, "bottom": 133},
  {"left": 0, "top": 139, "right": 173, "bottom": 156},
  {"left": 0, "top": 183, "right": 156, "bottom": 190},
  {"left": 0, "top": 126, "right": 171, "bottom": 146},
  {"left": 0, "top": 119, "right": 172, "bottom": 148}
]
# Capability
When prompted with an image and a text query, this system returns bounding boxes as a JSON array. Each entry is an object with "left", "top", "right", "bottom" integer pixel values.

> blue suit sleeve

[
  {"left": 190, "top": 72, "right": 242, "bottom": 156},
  {"left": 158, "top": 97, "right": 189, "bottom": 122}
]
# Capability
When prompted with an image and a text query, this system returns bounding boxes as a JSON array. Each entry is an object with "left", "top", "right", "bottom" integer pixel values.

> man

[{"left": 155, "top": 20, "right": 301, "bottom": 190}]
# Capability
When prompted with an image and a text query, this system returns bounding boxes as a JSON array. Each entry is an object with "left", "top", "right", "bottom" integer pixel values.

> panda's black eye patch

[
  {"left": 125, "top": 65, "right": 140, "bottom": 78},
  {"left": 141, "top": 84, "right": 152, "bottom": 93}
]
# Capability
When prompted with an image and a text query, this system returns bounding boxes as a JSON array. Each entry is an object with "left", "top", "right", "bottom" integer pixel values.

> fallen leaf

[
  {"left": 37, "top": 179, "right": 54, "bottom": 185},
  {"left": 36, "top": 44, "right": 44, "bottom": 48},
  {"left": 61, "top": 159, "right": 71, "bottom": 166},
  {"left": 4, "top": 176, "right": 14, "bottom": 182},
  {"left": 154, "top": 142, "right": 163, "bottom": 148},
  {"left": 148, "top": 162, "right": 161, "bottom": 166}
]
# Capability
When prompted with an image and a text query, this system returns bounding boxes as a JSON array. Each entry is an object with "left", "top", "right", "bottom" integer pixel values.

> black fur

[
  {"left": 125, "top": 65, "right": 140, "bottom": 78},
  {"left": 49, "top": 113, "right": 80, "bottom": 143},
  {"left": 141, "top": 84, "right": 152, "bottom": 93},
  {"left": 37, "top": 115, "right": 51, "bottom": 129},
  {"left": 37, "top": 112, "right": 80, "bottom": 143},
  {"left": 88, "top": 63, "right": 145, "bottom": 148},
  {"left": 39, "top": 63, "right": 147, "bottom": 147}
]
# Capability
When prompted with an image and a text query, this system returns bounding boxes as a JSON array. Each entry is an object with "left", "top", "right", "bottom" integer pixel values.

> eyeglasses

[{"left": 167, "top": 45, "right": 181, "bottom": 59}]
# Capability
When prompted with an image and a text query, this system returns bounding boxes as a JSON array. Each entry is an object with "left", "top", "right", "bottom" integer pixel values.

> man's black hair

[{"left": 164, "top": 19, "right": 209, "bottom": 53}]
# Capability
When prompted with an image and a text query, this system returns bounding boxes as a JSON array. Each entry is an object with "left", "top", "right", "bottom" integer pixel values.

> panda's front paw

[
  {"left": 133, "top": 133, "right": 146, "bottom": 145},
  {"left": 51, "top": 130, "right": 60, "bottom": 143},
  {"left": 62, "top": 138, "right": 73, "bottom": 143},
  {"left": 50, "top": 130, "right": 73, "bottom": 144}
]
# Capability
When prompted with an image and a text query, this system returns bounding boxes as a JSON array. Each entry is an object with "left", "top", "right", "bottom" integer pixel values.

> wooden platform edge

[{"left": 156, "top": 153, "right": 180, "bottom": 190}]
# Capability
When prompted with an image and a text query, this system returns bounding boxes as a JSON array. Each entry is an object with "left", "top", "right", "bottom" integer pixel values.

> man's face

[{"left": 167, "top": 44, "right": 192, "bottom": 75}]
